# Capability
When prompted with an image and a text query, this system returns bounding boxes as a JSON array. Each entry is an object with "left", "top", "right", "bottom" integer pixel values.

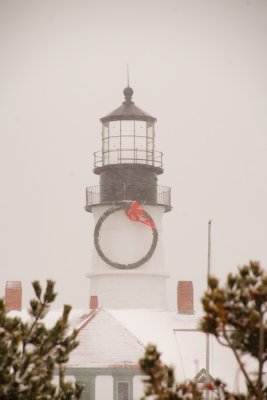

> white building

[{"left": 5, "top": 86, "right": 245, "bottom": 400}]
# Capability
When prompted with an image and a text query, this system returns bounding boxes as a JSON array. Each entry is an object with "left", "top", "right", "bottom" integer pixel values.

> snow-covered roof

[
  {"left": 109, "top": 309, "right": 195, "bottom": 368},
  {"left": 68, "top": 309, "right": 144, "bottom": 368},
  {"left": 8, "top": 307, "right": 254, "bottom": 391},
  {"left": 109, "top": 309, "right": 248, "bottom": 392}
]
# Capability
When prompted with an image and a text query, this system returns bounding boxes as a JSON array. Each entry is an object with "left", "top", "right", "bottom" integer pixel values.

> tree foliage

[
  {"left": 140, "top": 261, "right": 267, "bottom": 399},
  {"left": 0, "top": 280, "right": 83, "bottom": 400}
]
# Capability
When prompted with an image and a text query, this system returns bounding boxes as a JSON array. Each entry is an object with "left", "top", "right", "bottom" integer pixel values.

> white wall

[
  {"left": 133, "top": 376, "right": 146, "bottom": 400},
  {"left": 95, "top": 375, "right": 113, "bottom": 400},
  {"left": 89, "top": 204, "right": 168, "bottom": 308}
]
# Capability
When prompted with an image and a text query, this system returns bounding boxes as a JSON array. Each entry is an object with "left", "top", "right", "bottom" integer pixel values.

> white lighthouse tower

[{"left": 85, "top": 86, "right": 171, "bottom": 309}]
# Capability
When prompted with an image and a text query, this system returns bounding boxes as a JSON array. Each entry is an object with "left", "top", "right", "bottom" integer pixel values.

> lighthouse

[{"left": 85, "top": 86, "right": 171, "bottom": 309}]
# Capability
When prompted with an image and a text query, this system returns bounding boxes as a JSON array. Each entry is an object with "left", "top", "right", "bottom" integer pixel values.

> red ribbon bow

[{"left": 125, "top": 201, "right": 156, "bottom": 229}]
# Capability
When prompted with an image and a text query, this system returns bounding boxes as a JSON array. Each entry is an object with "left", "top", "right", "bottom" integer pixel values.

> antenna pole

[
  {"left": 205, "top": 220, "right": 212, "bottom": 400},
  {"left": 123, "top": 183, "right": 130, "bottom": 200},
  {"left": 207, "top": 220, "right": 212, "bottom": 285},
  {"left": 127, "top": 64, "right": 129, "bottom": 87}
]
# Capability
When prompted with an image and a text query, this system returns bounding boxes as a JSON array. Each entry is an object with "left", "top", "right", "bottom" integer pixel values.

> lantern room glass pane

[
  {"left": 103, "top": 137, "right": 109, "bottom": 152},
  {"left": 109, "top": 121, "right": 120, "bottom": 137},
  {"left": 102, "top": 122, "right": 109, "bottom": 138},
  {"left": 109, "top": 136, "right": 120, "bottom": 149},
  {"left": 121, "top": 136, "right": 134, "bottom": 149},
  {"left": 99, "top": 118, "right": 158, "bottom": 167},
  {"left": 121, "top": 149, "right": 134, "bottom": 163},
  {"left": 135, "top": 136, "right": 146, "bottom": 150},
  {"left": 147, "top": 121, "right": 154, "bottom": 138},
  {"left": 103, "top": 151, "right": 109, "bottom": 165},
  {"left": 147, "top": 137, "right": 153, "bottom": 152},
  {"left": 135, "top": 121, "right": 146, "bottom": 136},
  {"left": 121, "top": 120, "right": 134, "bottom": 136},
  {"left": 109, "top": 150, "right": 119, "bottom": 164}
]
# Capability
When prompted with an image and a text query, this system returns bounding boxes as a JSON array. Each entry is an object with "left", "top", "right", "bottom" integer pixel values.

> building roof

[
  {"left": 109, "top": 309, "right": 248, "bottom": 392},
  {"left": 9, "top": 307, "right": 255, "bottom": 391},
  {"left": 100, "top": 87, "right": 156, "bottom": 123},
  {"left": 68, "top": 308, "right": 144, "bottom": 368}
]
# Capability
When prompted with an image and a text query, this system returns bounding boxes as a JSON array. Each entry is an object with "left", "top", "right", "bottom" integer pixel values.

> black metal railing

[
  {"left": 86, "top": 185, "right": 100, "bottom": 206},
  {"left": 93, "top": 149, "right": 163, "bottom": 168},
  {"left": 157, "top": 185, "right": 171, "bottom": 207},
  {"left": 85, "top": 185, "right": 171, "bottom": 209}
]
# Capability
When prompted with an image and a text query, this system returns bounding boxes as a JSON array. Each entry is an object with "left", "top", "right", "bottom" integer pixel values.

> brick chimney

[
  {"left": 90, "top": 295, "right": 98, "bottom": 309},
  {"left": 177, "top": 281, "right": 194, "bottom": 314},
  {"left": 5, "top": 281, "right": 22, "bottom": 312}
]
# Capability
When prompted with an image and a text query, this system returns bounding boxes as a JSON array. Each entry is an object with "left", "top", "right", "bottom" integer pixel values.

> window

[
  {"left": 135, "top": 136, "right": 146, "bottom": 151},
  {"left": 102, "top": 122, "right": 109, "bottom": 139},
  {"left": 135, "top": 121, "right": 146, "bottom": 137},
  {"left": 117, "top": 381, "right": 130, "bottom": 400},
  {"left": 121, "top": 136, "right": 134, "bottom": 149},
  {"left": 147, "top": 122, "right": 154, "bottom": 138},
  {"left": 121, "top": 120, "right": 134, "bottom": 136},
  {"left": 103, "top": 137, "right": 109, "bottom": 152},
  {"left": 109, "top": 136, "right": 120, "bottom": 149},
  {"left": 109, "top": 121, "right": 120, "bottom": 137}
]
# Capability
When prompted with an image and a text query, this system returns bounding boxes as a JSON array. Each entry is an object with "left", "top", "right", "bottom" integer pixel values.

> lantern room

[
  {"left": 94, "top": 86, "right": 163, "bottom": 170},
  {"left": 86, "top": 86, "right": 171, "bottom": 212}
]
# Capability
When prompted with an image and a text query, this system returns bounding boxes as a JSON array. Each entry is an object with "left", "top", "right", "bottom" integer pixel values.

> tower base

[{"left": 88, "top": 271, "right": 168, "bottom": 309}]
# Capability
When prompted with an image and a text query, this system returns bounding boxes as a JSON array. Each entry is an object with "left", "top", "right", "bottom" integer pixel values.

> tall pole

[
  {"left": 206, "top": 220, "right": 212, "bottom": 399},
  {"left": 127, "top": 64, "right": 130, "bottom": 87},
  {"left": 207, "top": 220, "right": 212, "bottom": 286}
]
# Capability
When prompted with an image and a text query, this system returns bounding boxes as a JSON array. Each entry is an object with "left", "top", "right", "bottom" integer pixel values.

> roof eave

[
  {"left": 100, "top": 102, "right": 156, "bottom": 123},
  {"left": 100, "top": 115, "right": 156, "bottom": 123}
]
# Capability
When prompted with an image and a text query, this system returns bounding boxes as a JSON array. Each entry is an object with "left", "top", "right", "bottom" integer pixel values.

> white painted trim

[{"left": 87, "top": 271, "right": 169, "bottom": 278}]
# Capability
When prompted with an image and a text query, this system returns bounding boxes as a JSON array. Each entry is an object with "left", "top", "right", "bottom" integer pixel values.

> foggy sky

[{"left": 0, "top": 0, "right": 267, "bottom": 310}]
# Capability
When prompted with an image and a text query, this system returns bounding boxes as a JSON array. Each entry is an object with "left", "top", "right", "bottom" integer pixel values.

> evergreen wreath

[{"left": 94, "top": 202, "right": 158, "bottom": 269}]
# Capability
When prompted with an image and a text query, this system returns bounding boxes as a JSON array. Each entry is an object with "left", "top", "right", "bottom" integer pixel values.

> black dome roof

[{"left": 100, "top": 87, "right": 156, "bottom": 123}]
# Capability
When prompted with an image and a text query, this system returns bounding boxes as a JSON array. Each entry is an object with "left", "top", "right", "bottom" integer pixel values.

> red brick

[
  {"left": 177, "top": 281, "right": 194, "bottom": 314},
  {"left": 90, "top": 295, "right": 98, "bottom": 309},
  {"left": 5, "top": 281, "right": 22, "bottom": 312}
]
